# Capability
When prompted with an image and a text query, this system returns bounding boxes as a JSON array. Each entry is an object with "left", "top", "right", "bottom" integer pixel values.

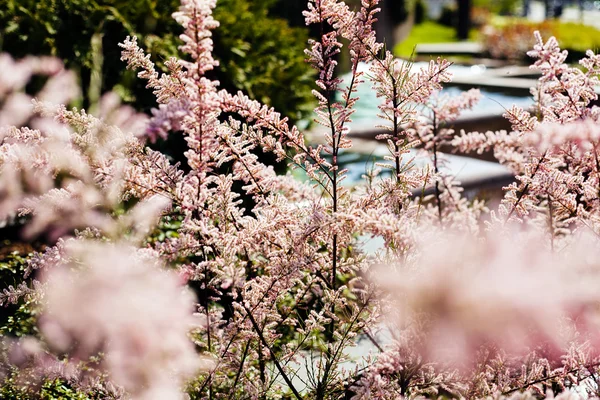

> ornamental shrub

[
  {"left": 482, "top": 18, "right": 600, "bottom": 62},
  {"left": 4, "top": 1, "right": 600, "bottom": 399}
]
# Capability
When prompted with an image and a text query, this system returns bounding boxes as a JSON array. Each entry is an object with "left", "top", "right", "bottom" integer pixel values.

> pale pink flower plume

[
  {"left": 376, "top": 229, "right": 600, "bottom": 368},
  {"left": 39, "top": 241, "right": 211, "bottom": 399}
]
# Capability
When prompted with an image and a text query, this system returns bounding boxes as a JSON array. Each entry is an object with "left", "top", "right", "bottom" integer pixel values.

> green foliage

[
  {"left": 389, "top": 0, "right": 409, "bottom": 25},
  {"left": 212, "top": 0, "right": 315, "bottom": 124},
  {"left": 0, "top": 300, "right": 38, "bottom": 337},
  {"left": 0, "top": 0, "right": 315, "bottom": 124},
  {"left": 40, "top": 379, "right": 91, "bottom": 400},
  {"left": 0, "top": 243, "right": 28, "bottom": 282},
  {"left": 0, "top": 374, "right": 99, "bottom": 399},
  {"left": 553, "top": 22, "right": 600, "bottom": 55},
  {"left": 0, "top": 370, "right": 34, "bottom": 400},
  {"left": 146, "top": 214, "right": 182, "bottom": 247},
  {"left": 0, "top": 348, "right": 115, "bottom": 399},
  {"left": 0, "top": 0, "right": 181, "bottom": 111},
  {"left": 414, "top": 0, "right": 427, "bottom": 25},
  {"left": 0, "top": 241, "right": 39, "bottom": 338},
  {"left": 437, "top": 4, "right": 457, "bottom": 27},
  {"left": 473, "top": 0, "right": 519, "bottom": 15}
]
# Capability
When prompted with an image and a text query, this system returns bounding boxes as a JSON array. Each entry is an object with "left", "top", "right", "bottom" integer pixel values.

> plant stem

[
  {"left": 243, "top": 304, "right": 303, "bottom": 400},
  {"left": 432, "top": 113, "right": 442, "bottom": 223}
]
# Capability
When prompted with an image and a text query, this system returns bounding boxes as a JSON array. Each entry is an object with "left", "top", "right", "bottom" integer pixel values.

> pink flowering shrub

[
  {"left": 4, "top": 0, "right": 600, "bottom": 399},
  {"left": 40, "top": 241, "right": 208, "bottom": 399}
]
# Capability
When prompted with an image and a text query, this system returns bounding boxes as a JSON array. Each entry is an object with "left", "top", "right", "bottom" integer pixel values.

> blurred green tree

[
  {"left": 213, "top": 0, "right": 315, "bottom": 125},
  {"left": 0, "top": 0, "right": 315, "bottom": 124}
]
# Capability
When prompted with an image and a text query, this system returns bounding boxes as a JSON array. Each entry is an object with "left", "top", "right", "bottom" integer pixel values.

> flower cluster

[
  {"left": 40, "top": 241, "right": 207, "bottom": 399},
  {"left": 3, "top": 1, "right": 600, "bottom": 399}
]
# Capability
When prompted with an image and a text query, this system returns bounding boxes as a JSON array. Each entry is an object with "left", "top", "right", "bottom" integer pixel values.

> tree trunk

[{"left": 457, "top": 0, "right": 471, "bottom": 40}]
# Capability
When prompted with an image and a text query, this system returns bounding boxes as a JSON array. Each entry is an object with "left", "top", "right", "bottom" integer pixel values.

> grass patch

[
  {"left": 553, "top": 22, "right": 600, "bottom": 54},
  {"left": 393, "top": 21, "right": 478, "bottom": 58}
]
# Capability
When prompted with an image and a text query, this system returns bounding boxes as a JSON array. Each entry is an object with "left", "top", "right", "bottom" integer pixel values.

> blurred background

[{"left": 2, "top": 0, "right": 600, "bottom": 118}]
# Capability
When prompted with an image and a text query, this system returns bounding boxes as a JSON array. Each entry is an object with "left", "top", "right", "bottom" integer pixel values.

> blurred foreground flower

[
  {"left": 376, "top": 229, "right": 600, "bottom": 367},
  {"left": 39, "top": 241, "right": 211, "bottom": 399}
]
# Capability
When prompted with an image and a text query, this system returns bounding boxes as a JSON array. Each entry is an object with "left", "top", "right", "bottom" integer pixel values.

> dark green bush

[
  {"left": 0, "top": 0, "right": 315, "bottom": 124},
  {"left": 212, "top": 0, "right": 315, "bottom": 124},
  {"left": 437, "top": 4, "right": 457, "bottom": 27},
  {"left": 389, "top": 0, "right": 409, "bottom": 25},
  {"left": 0, "top": 0, "right": 181, "bottom": 112},
  {"left": 414, "top": 0, "right": 427, "bottom": 25}
]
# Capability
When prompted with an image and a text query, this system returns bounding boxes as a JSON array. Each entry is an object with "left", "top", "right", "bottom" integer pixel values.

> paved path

[
  {"left": 415, "top": 42, "right": 483, "bottom": 55},
  {"left": 451, "top": 76, "right": 537, "bottom": 92}
]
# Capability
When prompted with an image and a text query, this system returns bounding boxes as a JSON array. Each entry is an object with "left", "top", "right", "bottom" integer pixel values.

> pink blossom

[
  {"left": 40, "top": 241, "right": 210, "bottom": 399},
  {"left": 375, "top": 228, "right": 600, "bottom": 368}
]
